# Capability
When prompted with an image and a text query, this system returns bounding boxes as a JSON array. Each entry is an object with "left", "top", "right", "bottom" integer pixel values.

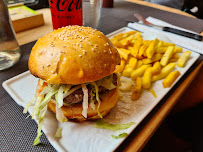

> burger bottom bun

[{"left": 48, "top": 88, "right": 119, "bottom": 122}]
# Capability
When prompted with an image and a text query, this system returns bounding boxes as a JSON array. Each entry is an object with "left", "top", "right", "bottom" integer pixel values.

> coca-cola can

[{"left": 49, "top": 0, "right": 83, "bottom": 29}]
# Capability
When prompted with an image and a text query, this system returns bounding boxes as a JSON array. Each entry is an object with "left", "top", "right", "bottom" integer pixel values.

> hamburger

[{"left": 25, "top": 26, "right": 120, "bottom": 145}]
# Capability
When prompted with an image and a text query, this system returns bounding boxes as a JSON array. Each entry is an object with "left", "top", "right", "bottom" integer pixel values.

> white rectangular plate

[{"left": 2, "top": 27, "right": 200, "bottom": 152}]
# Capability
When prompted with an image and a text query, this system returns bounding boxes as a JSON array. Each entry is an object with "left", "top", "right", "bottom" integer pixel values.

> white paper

[{"left": 128, "top": 17, "right": 203, "bottom": 54}]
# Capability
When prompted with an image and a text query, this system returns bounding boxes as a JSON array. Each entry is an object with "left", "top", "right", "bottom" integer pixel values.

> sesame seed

[
  {"left": 82, "top": 50, "right": 86, "bottom": 54},
  {"left": 51, "top": 71, "right": 54, "bottom": 73},
  {"left": 98, "top": 35, "right": 101, "bottom": 38},
  {"left": 47, "top": 64, "right": 50, "bottom": 67},
  {"left": 79, "top": 54, "right": 82, "bottom": 57}
]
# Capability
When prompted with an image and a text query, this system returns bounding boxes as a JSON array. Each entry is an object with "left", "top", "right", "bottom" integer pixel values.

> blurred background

[{"left": 6, "top": 0, "right": 203, "bottom": 19}]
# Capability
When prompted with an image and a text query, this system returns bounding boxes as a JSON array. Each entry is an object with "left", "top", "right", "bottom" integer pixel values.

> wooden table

[{"left": 15, "top": 3, "right": 202, "bottom": 152}]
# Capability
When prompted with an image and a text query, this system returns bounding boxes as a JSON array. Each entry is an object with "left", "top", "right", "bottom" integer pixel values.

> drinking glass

[
  {"left": 0, "top": 0, "right": 21, "bottom": 71},
  {"left": 82, "top": 0, "right": 103, "bottom": 29}
]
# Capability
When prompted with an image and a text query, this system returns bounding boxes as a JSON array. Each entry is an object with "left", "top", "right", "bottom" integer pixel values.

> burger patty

[{"left": 63, "top": 74, "right": 117, "bottom": 105}]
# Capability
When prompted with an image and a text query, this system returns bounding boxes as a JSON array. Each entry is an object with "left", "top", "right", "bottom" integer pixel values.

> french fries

[
  {"left": 138, "top": 45, "right": 147, "bottom": 56},
  {"left": 142, "top": 53, "right": 162, "bottom": 64},
  {"left": 146, "top": 38, "right": 159, "bottom": 58},
  {"left": 114, "top": 59, "right": 126, "bottom": 73},
  {"left": 131, "top": 77, "right": 142, "bottom": 100},
  {"left": 177, "top": 51, "right": 191, "bottom": 67},
  {"left": 123, "top": 67, "right": 134, "bottom": 77},
  {"left": 131, "top": 64, "right": 151, "bottom": 81},
  {"left": 129, "top": 57, "right": 137, "bottom": 69},
  {"left": 160, "top": 46, "right": 174, "bottom": 66},
  {"left": 156, "top": 46, "right": 168, "bottom": 53},
  {"left": 149, "top": 88, "right": 157, "bottom": 98},
  {"left": 152, "top": 62, "right": 161, "bottom": 74},
  {"left": 131, "top": 37, "right": 143, "bottom": 57},
  {"left": 162, "top": 71, "right": 181, "bottom": 88},
  {"left": 135, "top": 60, "right": 143, "bottom": 68},
  {"left": 117, "top": 48, "right": 131, "bottom": 60},
  {"left": 152, "top": 63, "right": 176, "bottom": 81},
  {"left": 110, "top": 31, "right": 192, "bottom": 100},
  {"left": 162, "top": 41, "right": 175, "bottom": 47},
  {"left": 142, "top": 67, "right": 153, "bottom": 89}
]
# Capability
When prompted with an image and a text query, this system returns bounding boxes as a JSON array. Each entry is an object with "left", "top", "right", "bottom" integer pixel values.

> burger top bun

[{"left": 29, "top": 26, "right": 120, "bottom": 85}]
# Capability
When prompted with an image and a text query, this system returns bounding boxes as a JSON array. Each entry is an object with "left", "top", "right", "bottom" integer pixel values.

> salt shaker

[{"left": 0, "top": 0, "right": 21, "bottom": 71}]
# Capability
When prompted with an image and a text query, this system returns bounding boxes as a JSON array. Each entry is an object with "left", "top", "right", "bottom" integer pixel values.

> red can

[{"left": 49, "top": 0, "right": 83, "bottom": 30}]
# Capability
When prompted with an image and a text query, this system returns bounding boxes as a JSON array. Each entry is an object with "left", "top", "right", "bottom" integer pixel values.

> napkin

[{"left": 128, "top": 17, "right": 203, "bottom": 54}]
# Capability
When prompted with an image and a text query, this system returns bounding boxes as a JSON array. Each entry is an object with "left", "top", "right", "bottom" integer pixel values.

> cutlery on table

[{"left": 134, "top": 13, "right": 203, "bottom": 41}]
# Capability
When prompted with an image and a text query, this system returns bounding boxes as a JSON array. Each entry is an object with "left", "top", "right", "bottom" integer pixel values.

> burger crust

[
  {"left": 29, "top": 26, "right": 120, "bottom": 85},
  {"left": 47, "top": 88, "right": 119, "bottom": 122}
]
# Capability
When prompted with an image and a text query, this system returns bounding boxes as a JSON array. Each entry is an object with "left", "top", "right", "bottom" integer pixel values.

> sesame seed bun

[{"left": 29, "top": 26, "right": 120, "bottom": 85}]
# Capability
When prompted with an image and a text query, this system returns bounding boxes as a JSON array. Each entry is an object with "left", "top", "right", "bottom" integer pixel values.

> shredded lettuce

[
  {"left": 38, "top": 105, "right": 48, "bottom": 119},
  {"left": 38, "top": 91, "right": 58, "bottom": 112},
  {"left": 89, "top": 88, "right": 96, "bottom": 110},
  {"left": 91, "top": 82, "right": 103, "bottom": 118},
  {"left": 33, "top": 118, "right": 44, "bottom": 145},
  {"left": 57, "top": 85, "right": 65, "bottom": 108},
  {"left": 111, "top": 133, "right": 128, "bottom": 139},
  {"left": 31, "top": 95, "right": 44, "bottom": 119},
  {"left": 23, "top": 97, "right": 36, "bottom": 114},
  {"left": 96, "top": 74, "right": 116, "bottom": 90},
  {"left": 64, "top": 84, "right": 71, "bottom": 93},
  {"left": 47, "top": 84, "right": 60, "bottom": 92},
  {"left": 39, "top": 87, "right": 49, "bottom": 95},
  {"left": 94, "top": 120, "right": 135, "bottom": 131},
  {"left": 82, "top": 84, "right": 88, "bottom": 118},
  {"left": 56, "top": 103, "right": 67, "bottom": 123},
  {"left": 55, "top": 127, "right": 62, "bottom": 138}
]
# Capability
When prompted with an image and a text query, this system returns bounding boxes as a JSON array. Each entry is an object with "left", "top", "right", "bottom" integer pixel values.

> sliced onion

[
  {"left": 119, "top": 77, "right": 134, "bottom": 91},
  {"left": 63, "top": 85, "right": 82, "bottom": 98},
  {"left": 82, "top": 84, "right": 88, "bottom": 118}
]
